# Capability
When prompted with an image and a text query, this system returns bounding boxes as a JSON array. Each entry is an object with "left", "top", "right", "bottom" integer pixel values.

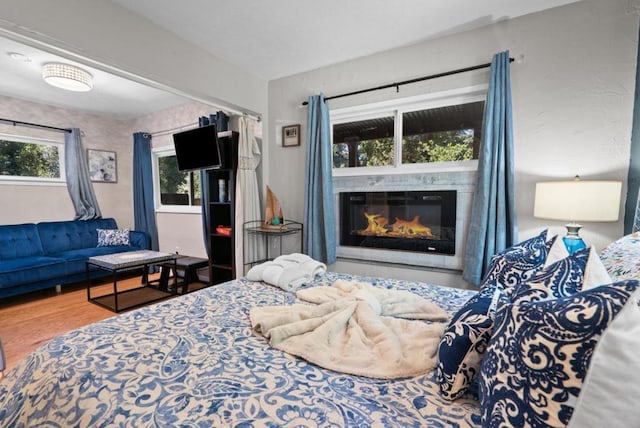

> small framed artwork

[
  {"left": 282, "top": 124, "right": 301, "bottom": 147},
  {"left": 87, "top": 149, "right": 117, "bottom": 183}
]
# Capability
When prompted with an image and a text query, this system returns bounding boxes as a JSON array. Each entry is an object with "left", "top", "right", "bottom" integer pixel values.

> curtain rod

[
  {"left": 0, "top": 118, "right": 72, "bottom": 133},
  {"left": 301, "top": 57, "right": 514, "bottom": 106}
]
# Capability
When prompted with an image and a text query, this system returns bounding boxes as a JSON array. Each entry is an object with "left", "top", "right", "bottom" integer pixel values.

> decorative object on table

[
  {"left": 534, "top": 176, "right": 622, "bottom": 254},
  {"left": 218, "top": 179, "right": 227, "bottom": 202},
  {"left": 87, "top": 149, "right": 117, "bottom": 183},
  {"left": 263, "top": 186, "right": 287, "bottom": 230},
  {"left": 282, "top": 124, "right": 301, "bottom": 147}
]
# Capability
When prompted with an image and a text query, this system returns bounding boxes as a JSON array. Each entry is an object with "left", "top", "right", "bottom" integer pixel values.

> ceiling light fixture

[{"left": 42, "top": 62, "right": 93, "bottom": 92}]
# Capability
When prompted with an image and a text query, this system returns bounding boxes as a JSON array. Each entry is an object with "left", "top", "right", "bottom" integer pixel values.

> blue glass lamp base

[{"left": 563, "top": 236, "right": 586, "bottom": 255}]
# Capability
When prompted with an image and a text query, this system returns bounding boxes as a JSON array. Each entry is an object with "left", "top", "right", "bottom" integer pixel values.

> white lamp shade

[{"left": 534, "top": 180, "right": 622, "bottom": 222}]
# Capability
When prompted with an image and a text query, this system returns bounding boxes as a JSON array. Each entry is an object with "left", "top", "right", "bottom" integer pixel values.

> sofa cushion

[
  {"left": 0, "top": 256, "right": 66, "bottom": 289},
  {"left": 0, "top": 223, "right": 45, "bottom": 260},
  {"left": 37, "top": 218, "right": 119, "bottom": 254}
]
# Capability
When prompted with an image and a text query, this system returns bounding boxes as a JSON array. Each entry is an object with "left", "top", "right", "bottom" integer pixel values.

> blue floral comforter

[{"left": 0, "top": 272, "right": 480, "bottom": 427}]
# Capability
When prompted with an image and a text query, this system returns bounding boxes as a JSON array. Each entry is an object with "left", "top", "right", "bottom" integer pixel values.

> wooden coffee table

[{"left": 86, "top": 250, "right": 177, "bottom": 313}]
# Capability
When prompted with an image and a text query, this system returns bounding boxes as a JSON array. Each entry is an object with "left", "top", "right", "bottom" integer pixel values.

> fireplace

[{"left": 339, "top": 190, "right": 457, "bottom": 255}]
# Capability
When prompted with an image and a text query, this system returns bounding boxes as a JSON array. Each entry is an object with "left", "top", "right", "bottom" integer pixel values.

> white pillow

[
  {"left": 582, "top": 247, "right": 612, "bottom": 289},
  {"left": 567, "top": 287, "right": 640, "bottom": 428},
  {"left": 543, "top": 234, "right": 570, "bottom": 268}
]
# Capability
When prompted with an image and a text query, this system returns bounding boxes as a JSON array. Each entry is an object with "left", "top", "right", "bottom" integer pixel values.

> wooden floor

[{"left": 0, "top": 274, "right": 192, "bottom": 372}]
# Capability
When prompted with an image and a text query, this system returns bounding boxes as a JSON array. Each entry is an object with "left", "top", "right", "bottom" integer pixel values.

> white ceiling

[
  {"left": 110, "top": 0, "right": 581, "bottom": 80},
  {"left": 0, "top": 37, "right": 189, "bottom": 120},
  {"left": 0, "top": 0, "right": 580, "bottom": 120}
]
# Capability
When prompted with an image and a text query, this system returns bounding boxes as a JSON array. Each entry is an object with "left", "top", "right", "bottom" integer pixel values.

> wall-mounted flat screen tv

[{"left": 172, "top": 124, "right": 221, "bottom": 171}]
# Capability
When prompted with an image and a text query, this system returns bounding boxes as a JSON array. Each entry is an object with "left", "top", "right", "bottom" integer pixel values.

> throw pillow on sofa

[
  {"left": 97, "top": 228, "right": 130, "bottom": 247},
  {"left": 478, "top": 279, "right": 640, "bottom": 428}
]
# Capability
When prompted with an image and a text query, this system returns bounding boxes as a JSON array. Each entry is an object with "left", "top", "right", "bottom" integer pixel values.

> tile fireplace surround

[{"left": 333, "top": 170, "right": 476, "bottom": 270}]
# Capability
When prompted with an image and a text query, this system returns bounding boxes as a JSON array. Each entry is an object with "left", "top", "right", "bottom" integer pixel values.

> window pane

[
  {"left": 333, "top": 116, "right": 394, "bottom": 168},
  {"left": 357, "top": 138, "right": 393, "bottom": 167},
  {"left": 0, "top": 139, "right": 61, "bottom": 178},
  {"left": 333, "top": 143, "right": 349, "bottom": 168},
  {"left": 402, "top": 101, "right": 484, "bottom": 164},
  {"left": 159, "top": 155, "right": 190, "bottom": 205},
  {"left": 191, "top": 171, "right": 201, "bottom": 206}
]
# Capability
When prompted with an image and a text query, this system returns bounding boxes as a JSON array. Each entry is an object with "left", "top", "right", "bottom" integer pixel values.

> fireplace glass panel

[{"left": 340, "top": 191, "right": 456, "bottom": 255}]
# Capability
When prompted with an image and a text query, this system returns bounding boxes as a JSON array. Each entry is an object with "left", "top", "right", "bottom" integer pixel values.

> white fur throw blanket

[
  {"left": 249, "top": 279, "right": 450, "bottom": 379},
  {"left": 246, "top": 253, "right": 326, "bottom": 292}
]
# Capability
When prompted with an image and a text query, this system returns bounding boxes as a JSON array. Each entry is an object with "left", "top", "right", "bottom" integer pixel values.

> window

[
  {"left": 333, "top": 115, "right": 394, "bottom": 168},
  {"left": 154, "top": 148, "right": 201, "bottom": 212},
  {"left": 331, "top": 88, "right": 485, "bottom": 171},
  {"left": 0, "top": 134, "right": 65, "bottom": 183}
]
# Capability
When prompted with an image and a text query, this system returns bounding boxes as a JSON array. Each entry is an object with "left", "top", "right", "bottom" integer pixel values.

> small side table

[
  {"left": 158, "top": 255, "right": 209, "bottom": 294},
  {"left": 243, "top": 220, "right": 303, "bottom": 271}
]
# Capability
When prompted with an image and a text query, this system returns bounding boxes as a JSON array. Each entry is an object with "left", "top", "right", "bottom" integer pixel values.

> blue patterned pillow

[
  {"left": 511, "top": 246, "right": 590, "bottom": 302},
  {"left": 436, "top": 285, "right": 508, "bottom": 400},
  {"left": 97, "top": 228, "right": 130, "bottom": 247},
  {"left": 480, "top": 230, "right": 553, "bottom": 296},
  {"left": 479, "top": 279, "right": 640, "bottom": 427},
  {"left": 436, "top": 230, "right": 553, "bottom": 401}
]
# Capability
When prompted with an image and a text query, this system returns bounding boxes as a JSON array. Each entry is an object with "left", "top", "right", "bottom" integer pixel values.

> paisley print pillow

[
  {"left": 436, "top": 285, "right": 508, "bottom": 400},
  {"left": 479, "top": 279, "right": 640, "bottom": 428},
  {"left": 480, "top": 230, "right": 553, "bottom": 296},
  {"left": 511, "top": 246, "right": 590, "bottom": 302},
  {"left": 97, "top": 228, "right": 130, "bottom": 247},
  {"left": 513, "top": 246, "right": 611, "bottom": 303}
]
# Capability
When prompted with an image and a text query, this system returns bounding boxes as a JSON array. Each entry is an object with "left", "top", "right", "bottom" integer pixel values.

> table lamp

[{"left": 533, "top": 177, "right": 622, "bottom": 254}]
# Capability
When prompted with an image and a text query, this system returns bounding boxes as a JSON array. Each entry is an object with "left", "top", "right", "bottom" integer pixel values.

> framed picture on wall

[
  {"left": 282, "top": 124, "right": 301, "bottom": 147},
  {"left": 87, "top": 149, "right": 117, "bottom": 183}
]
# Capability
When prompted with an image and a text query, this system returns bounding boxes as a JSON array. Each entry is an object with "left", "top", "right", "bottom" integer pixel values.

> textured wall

[
  {"left": 267, "top": 0, "right": 638, "bottom": 284},
  {"left": 0, "top": 94, "right": 133, "bottom": 227}
]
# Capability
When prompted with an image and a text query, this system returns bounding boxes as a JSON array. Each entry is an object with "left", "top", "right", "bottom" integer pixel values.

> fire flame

[{"left": 358, "top": 213, "right": 433, "bottom": 238}]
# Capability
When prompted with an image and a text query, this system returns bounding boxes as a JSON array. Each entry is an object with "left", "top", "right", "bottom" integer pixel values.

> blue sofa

[{"left": 0, "top": 218, "right": 149, "bottom": 299}]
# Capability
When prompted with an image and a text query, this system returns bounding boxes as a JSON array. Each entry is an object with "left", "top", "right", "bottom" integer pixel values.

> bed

[
  {"left": 0, "top": 272, "right": 481, "bottom": 427},
  {"left": 3, "top": 230, "right": 639, "bottom": 428}
]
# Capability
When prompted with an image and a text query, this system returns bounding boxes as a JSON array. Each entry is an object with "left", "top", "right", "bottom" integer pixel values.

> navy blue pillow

[
  {"left": 479, "top": 279, "right": 640, "bottom": 427},
  {"left": 436, "top": 285, "right": 507, "bottom": 400},
  {"left": 511, "top": 246, "right": 591, "bottom": 302},
  {"left": 480, "top": 230, "right": 553, "bottom": 296},
  {"left": 436, "top": 230, "right": 552, "bottom": 400}
]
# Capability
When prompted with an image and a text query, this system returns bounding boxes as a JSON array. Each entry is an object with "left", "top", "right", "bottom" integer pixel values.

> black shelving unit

[{"left": 206, "top": 130, "right": 239, "bottom": 285}]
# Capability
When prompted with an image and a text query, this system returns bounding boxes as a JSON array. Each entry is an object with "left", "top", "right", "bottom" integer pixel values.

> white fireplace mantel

[{"left": 333, "top": 170, "right": 476, "bottom": 270}]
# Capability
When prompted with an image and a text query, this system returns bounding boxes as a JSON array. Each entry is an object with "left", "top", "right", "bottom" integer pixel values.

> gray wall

[
  {"left": 267, "top": 0, "right": 639, "bottom": 284},
  {"left": 0, "top": 94, "right": 133, "bottom": 226}
]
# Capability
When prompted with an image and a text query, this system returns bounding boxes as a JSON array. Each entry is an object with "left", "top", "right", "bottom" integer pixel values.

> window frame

[
  {"left": 0, "top": 132, "right": 66, "bottom": 186},
  {"left": 152, "top": 145, "right": 202, "bottom": 214},
  {"left": 330, "top": 85, "right": 487, "bottom": 177}
]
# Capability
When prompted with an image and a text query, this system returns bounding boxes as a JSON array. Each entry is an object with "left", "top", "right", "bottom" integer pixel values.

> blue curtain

[
  {"left": 626, "top": 24, "right": 640, "bottom": 233},
  {"left": 64, "top": 128, "right": 102, "bottom": 220},
  {"left": 462, "top": 51, "right": 517, "bottom": 285},
  {"left": 304, "top": 94, "right": 337, "bottom": 264},
  {"left": 133, "top": 132, "right": 159, "bottom": 251}
]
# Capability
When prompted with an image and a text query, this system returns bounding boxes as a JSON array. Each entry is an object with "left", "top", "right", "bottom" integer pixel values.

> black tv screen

[{"left": 172, "top": 124, "right": 221, "bottom": 171}]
